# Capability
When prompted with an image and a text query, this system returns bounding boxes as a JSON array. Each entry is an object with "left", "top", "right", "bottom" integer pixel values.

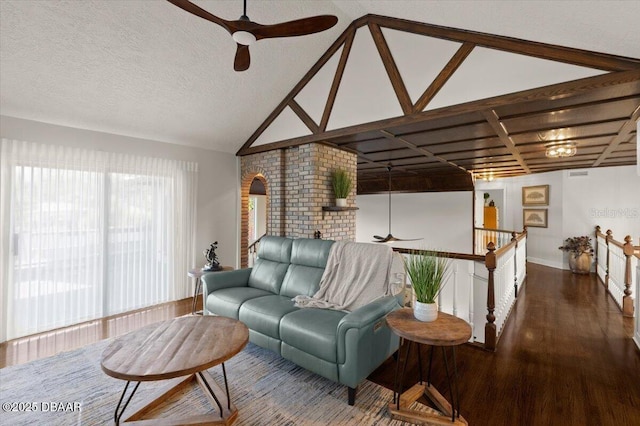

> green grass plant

[
  {"left": 331, "top": 169, "right": 353, "bottom": 199},
  {"left": 404, "top": 250, "right": 450, "bottom": 304}
]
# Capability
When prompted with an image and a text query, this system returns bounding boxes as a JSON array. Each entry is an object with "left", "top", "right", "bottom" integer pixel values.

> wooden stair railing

[
  {"left": 595, "top": 226, "right": 637, "bottom": 318},
  {"left": 247, "top": 233, "right": 267, "bottom": 267},
  {"left": 393, "top": 227, "right": 527, "bottom": 352}
]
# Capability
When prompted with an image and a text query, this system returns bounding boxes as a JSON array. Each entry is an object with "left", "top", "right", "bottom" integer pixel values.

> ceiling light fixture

[
  {"left": 232, "top": 31, "right": 256, "bottom": 46},
  {"left": 545, "top": 142, "right": 577, "bottom": 158},
  {"left": 480, "top": 170, "right": 494, "bottom": 181}
]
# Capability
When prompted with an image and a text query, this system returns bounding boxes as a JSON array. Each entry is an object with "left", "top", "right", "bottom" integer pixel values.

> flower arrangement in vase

[{"left": 558, "top": 236, "right": 593, "bottom": 274}]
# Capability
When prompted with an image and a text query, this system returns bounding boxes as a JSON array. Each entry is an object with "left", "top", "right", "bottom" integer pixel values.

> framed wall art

[
  {"left": 523, "top": 208, "right": 548, "bottom": 228},
  {"left": 522, "top": 185, "right": 549, "bottom": 206}
]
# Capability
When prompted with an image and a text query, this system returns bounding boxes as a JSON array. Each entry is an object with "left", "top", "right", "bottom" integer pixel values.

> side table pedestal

[
  {"left": 386, "top": 308, "right": 471, "bottom": 426},
  {"left": 388, "top": 382, "right": 468, "bottom": 425},
  {"left": 188, "top": 267, "right": 233, "bottom": 315}
]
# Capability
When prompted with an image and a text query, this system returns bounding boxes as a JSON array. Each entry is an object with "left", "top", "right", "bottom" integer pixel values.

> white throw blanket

[{"left": 293, "top": 241, "right": 393, "bottom": 312}]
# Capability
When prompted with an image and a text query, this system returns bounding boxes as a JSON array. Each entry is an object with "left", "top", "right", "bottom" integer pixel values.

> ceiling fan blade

[
  {"left": 373, "top": 234, "right": 395, "bottom": 243},
  {"left": 251, "top": 15, "right": 338, "bottom": 40},
  {"left": 167, "top": 0, "right": 232, "bottom": 33},
  {"left": 234, "top": 43, "right": 250, "bottom": 71},
  {"left": 372, "top": 234, "right": 423, "bottom": 243}
]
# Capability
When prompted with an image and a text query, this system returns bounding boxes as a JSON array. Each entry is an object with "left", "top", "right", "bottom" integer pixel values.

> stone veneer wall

[{"left": 240, "top": 143, "right": 356, "bottom": 265}]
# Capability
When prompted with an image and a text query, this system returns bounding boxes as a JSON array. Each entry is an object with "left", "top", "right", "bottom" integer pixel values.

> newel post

[
  {"left": 594, "top": 226, "right": 600, "bottom": 277},
  {"left": 622, "top": 235, "right": 635, "bottom": 317},
  {"left": 512, "top": 232, "right": 518, "bottom": 298},
  {"left": 605, "top": 229, "right": 612, "bottom": 289},
  {"left": 485, "top": 242, "right": 497, "bottom": 351}
]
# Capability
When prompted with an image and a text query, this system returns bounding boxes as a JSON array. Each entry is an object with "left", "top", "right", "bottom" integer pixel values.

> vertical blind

[{"left": 0, "top": 139, "right": 198, "bottom": 341}]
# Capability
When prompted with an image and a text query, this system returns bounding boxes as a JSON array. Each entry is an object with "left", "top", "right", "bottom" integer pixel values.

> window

[{"left": 0, "top": 140, "right": 197, "bottom": 341}]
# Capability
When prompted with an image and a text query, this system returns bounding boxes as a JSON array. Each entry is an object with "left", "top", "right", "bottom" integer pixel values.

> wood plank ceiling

[{"left": 237, "top": 15, "right": 640, "bottom": 194}]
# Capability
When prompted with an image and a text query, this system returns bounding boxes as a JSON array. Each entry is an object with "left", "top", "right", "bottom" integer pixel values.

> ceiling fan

[
  {"left": 167, "top": 0, "right": 338, "bottom": 71},
  {"left": 373, "top": 166, "right": 423, "bottom": 243}
]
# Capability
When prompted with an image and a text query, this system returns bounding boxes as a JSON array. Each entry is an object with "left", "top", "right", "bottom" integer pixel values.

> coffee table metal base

[{"left": 113, "top": 369, "right": 237, "bottom": 425}]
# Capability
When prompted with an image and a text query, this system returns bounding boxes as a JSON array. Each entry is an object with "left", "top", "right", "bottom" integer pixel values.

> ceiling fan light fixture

[
  {"left": 545, "top": 142, "right": 576, "bottom": 158},
  {"left": 232, "top": 31, "right": 256, "bottom": 46}
]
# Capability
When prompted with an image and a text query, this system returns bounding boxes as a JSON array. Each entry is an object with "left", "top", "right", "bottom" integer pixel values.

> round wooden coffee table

[
  {"left": 386, "top": 308, "right": 471, "bottom": 426},
  {"left": 101, "top": 316, "right": 249, "bottom": 425}
]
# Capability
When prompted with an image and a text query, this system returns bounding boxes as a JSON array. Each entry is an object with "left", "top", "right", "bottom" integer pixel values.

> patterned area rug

[{"left": 1, "top": 338, "right": 431, "bottom": 425}]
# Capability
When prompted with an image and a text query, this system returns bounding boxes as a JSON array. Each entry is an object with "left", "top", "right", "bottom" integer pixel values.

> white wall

[
  {"left": 476, "top": 166, "right": 640, "bottom": 270},
  {"left": 0, "top": 115, "right": 239, "bottom": 269},
  {"left": 356, "top": 191, "right": 473, "bottom": 253}
]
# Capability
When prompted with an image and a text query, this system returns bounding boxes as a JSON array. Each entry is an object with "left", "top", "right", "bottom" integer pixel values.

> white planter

[
  {"left": 414, "top": 301, "right": 438, "bottom": 322},
  {"left": 336, "top": 198, "right": 347, "bottom": 207}
]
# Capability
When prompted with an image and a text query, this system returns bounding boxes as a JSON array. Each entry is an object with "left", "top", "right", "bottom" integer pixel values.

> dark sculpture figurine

[{"left": 202, "top": 241, "right": 222, "bottom": 271}]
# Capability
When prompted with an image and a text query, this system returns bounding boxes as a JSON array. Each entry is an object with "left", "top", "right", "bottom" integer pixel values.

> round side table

[
  {"left": 386, "top": 308, "right": 471, "bottom": 425},
  {"left": 188, "top": 266, "right": 233, "bottom": 315}
]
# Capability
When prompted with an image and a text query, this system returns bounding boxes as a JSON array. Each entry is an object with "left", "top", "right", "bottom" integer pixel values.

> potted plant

[
  {"left": 558, "top": 236, "right": 593, "bottom": 274},
  {"left": 403, "top": 250, "right": 450, "bottom": 322},
  {"left": 331, "top": 169, "right": 352, "bottom": 207}
]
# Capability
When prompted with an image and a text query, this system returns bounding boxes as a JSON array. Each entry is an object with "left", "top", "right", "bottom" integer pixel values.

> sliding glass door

[
  {"left": 1, "top": 139, "right": 197, "bottom": 341},
  {"left": 10, "top": 164, "right": 105, "bottom": 337}
]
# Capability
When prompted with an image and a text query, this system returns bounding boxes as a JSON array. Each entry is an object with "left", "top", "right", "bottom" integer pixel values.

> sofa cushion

[
  {"left": 290, "top": 239, "right": 334, "bottom": 268},
  {"left": 248, "top": 236, "right": 293, "bottom": 293},
  {"left": 256, "top": 236, "right": 293, "bottom": 263},
  {"left": 279, "top": 308, "right": 347, "bottom": 363},
  {"left": 279, "top": 239, "right": 334, "bottom": 298},
  {"left": 239, "top": 295, "right": 299, "bottom": 339},
  {"left": 205, "top": 287, "right": 272, "bottom": 319}
]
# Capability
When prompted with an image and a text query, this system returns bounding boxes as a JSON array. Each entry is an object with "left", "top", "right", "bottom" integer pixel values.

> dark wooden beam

[
  {"left": 592, "top": 104, "right": 640, "bottom": 167},
  {"left": 320, "top": 27, "right": 356, "bottom": 131},
  {"left": 236, "top": 21, "right": 357, "bottom": 154},
  {"left": 368, "top": 14, "right": 640, "bottom": 72},
  {"left": 288, "top": 99, "right": 320, "bottom": 134},
  {"left": 368, "top": 23, "right": 413, "bottom": 115},
  {"left": 357, "top": 170, "right": 473, "bottom": 194},
  {"left": 413, "top": 42, "right": 475, "bottom": 113},
  {"left": 482, "top": 109, "right": 531, "bottom": 173},
  {"left": 379, "top": 130, "right": 469, "bottom": 173},
  {"left": 237, "top": 70, "right": 640, "bottom": 156}
]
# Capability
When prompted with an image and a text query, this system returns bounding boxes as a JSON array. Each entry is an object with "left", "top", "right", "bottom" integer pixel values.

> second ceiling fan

[
  {"left": 373, "top": 166, "right": 423, "bottom": 243},
  {"left": 167, "top": 0, "right": 338, "bottom": 71}
]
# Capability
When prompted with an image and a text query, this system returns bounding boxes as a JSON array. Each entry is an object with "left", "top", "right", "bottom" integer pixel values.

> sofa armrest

[
  {"left": 202, "top": 268, "right": 252, "bottom": 297},
  {"left": 336, "top": 295, "right": 400, "bottom": 360}
]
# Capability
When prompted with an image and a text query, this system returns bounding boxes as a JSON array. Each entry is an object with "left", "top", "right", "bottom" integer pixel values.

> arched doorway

[
  {"left": 240, "top": 173, "right": 269, "bottom": 267},
  {"left": 248, "top": 177, "right": 267, "bottom": 245}
]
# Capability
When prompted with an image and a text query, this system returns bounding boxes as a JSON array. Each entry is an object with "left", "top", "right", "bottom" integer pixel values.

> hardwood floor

[
  {"left": 2, "top": 264, "right": 639, "bottom": 425},
  {"left": 369, "top": 263, "right": 640, "bottom": 425},
  {"left": 0, "top": 298, "right": 193, "bottom": 368}
]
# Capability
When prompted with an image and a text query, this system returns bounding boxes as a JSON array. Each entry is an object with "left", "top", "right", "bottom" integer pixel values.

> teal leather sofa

[{"left": 202, "top": 236, "right": 401, "bottom": 405}]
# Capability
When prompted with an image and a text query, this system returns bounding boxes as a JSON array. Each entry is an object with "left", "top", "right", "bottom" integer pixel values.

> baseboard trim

[{"left": 526, "top": 257, "right": 564, "bottom": 270}]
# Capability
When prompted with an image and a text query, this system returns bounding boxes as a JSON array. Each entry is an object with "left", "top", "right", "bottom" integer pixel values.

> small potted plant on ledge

[
  {"left": 558, "top": 236, "right": 593, "bottom": 274},
  {"left": 331, "top": 169, "right": 352, "bottom": 207},
  {"left": 404, "top": 250, "right": 450, "bottom": 322}
]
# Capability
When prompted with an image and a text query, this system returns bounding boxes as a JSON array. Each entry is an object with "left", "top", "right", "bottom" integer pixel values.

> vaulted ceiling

[
  {"left": 1, "top": 1, "right": 639, "bottom": 192},
  {"left": 237, "top": 15, "right": 639, "bottom": 192}
]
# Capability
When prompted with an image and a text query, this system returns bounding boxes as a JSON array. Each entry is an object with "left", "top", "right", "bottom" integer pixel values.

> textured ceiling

[{"left": 1, "top": 1, "right": 639, "bottom": 154}]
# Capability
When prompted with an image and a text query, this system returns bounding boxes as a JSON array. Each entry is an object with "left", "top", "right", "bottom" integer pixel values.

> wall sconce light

[{"left": 545, "top": 142, "right": 577, "bottom": 158}]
